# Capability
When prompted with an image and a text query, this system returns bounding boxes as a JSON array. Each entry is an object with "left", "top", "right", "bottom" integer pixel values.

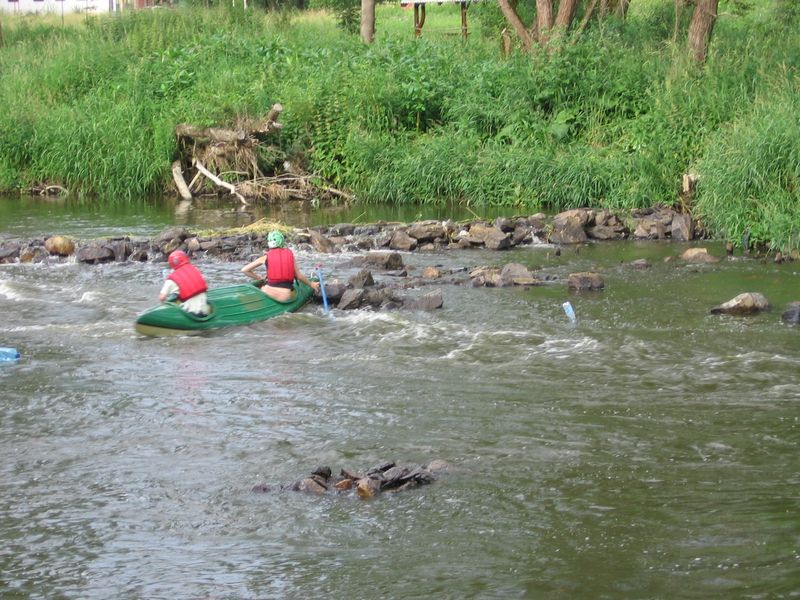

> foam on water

[
  {"left": 77, "top": 291, "right": 103, "bottom": 304},
  {"left": 539, "top": 335, "right": 601, "bottom": 356},
  {"left": 0, "top": 279, "right": 24, "bottom": 301}
]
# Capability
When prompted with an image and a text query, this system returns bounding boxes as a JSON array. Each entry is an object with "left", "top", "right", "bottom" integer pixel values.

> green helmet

[{"left": 267, "top": 230, "right": 285, "bottom": 249}]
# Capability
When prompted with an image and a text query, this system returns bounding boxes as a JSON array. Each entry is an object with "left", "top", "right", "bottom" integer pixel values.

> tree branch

[
  {"left": 497, "top": 0, "right": 534, "bottom": 50},
  {"left": 171, "top": 160, "right": 193, "bottom": 201},
  {"left": 193, "top": 159, "right": 249, "bottom": 205}
]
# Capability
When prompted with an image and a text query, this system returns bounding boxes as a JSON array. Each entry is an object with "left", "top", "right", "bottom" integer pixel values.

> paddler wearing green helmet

[{"left": 241, "top": 230, "right": 320, "bottom": 302}]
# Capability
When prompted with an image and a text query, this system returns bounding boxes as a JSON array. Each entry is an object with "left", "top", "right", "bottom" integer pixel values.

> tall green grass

[
  {"left": 694, "top": 78, "right": 800, "bottom": 252},
  {"left": 0, "top": 2, "right": 798, "bottom": 249}
]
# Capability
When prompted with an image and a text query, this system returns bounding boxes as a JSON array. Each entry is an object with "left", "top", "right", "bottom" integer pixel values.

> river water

[{"left": 1, "top": 197, "right": 798, "bottom": 599}]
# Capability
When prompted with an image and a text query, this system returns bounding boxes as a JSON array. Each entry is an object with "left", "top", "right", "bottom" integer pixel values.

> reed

[{"left": 695, "top": 79, "right": 800, "bottom": 252}]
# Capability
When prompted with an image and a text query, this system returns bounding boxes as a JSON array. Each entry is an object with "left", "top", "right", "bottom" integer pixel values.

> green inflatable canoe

[{"left": 134, "top": 280, "right": 315, "bottom": 337}]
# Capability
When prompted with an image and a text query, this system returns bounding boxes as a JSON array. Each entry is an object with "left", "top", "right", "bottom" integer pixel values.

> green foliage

[
  {"left": 775, "top": 0, "right": 800, "bottom": 23},
  {"left": 0, "top": 159, "right": 17, "bottom": 190},
  {"left": 471, "top": 1, "right": 518, "bottom": 39},
  {"left": 0, "top": 18, "right": 77, "bottom": 48},
  {"left": 695, "top": 80, "right": 800, "bottom": 252},
  {"left": 309, "top": 0, "right": 360, "bottom": 33},
  {"left": 0, "top": 1, "right": 798, "bottom": 249}
]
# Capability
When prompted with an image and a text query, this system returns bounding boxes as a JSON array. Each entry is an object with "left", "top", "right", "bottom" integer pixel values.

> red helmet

[{"left": 168, "top": 250, "right": 190, "bottom": 269}]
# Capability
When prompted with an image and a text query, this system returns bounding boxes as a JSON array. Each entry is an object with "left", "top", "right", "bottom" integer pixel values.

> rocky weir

[
  {"left": 0, "top": 205, "right": 686, "bottom": 266},
  {"left": 1, "top": 206, "right": 798, "bottom": 321}
]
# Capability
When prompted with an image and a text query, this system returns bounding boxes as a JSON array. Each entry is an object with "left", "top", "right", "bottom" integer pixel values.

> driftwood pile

[
  {"left": 252, "top": 459, "right": 453, "bottom": 499},
  {"left": 171, "top": 103, "right": 350, "bottom": 205},
  {"left": 25, "top": 103, "right": 350, "bottom": 203}
]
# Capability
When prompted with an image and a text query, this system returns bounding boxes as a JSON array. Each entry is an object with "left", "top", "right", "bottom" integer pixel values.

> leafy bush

[{"left": 309, "top": 0, "right": 360, "bottom": 33}]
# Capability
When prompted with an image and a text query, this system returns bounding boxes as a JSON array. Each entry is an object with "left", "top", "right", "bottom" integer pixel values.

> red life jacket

[
  {"left": 266, "top": 248, "right": 295, "bottom": 285},
  {"left": 167, "top": 263, "right": 208, "bottom": 301}
]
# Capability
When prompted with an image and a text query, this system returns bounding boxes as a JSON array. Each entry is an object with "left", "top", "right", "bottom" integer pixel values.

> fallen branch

[
  {"left": 175, "top": 124, "right": 249, "bottom": 145},
  {"left": 171, "top": 160, "right": 193, "bottom": 201},
  {"left": 187, "top": 171, "right": 203, "bottom": 192},
  {"left": 320, "top": 186, "right": 355, "bottom": 201},
  {"left": 42, "top": 185, "right": 68, "bottom": 196},
  {"left": 252, "top": 173, "right": 352, "bottom": 197},
  {"left": 193, "top": 159, "right": 249, "bottom": 205},
  {"left": 257, "top": 103, "right": 284, "bottom": 134},
  {"left": 28, "top": 184, "right": 68, "bottom": 196}
]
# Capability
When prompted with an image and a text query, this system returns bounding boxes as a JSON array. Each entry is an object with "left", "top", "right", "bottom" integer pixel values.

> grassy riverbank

[{"left": 0, "top": 2, "right": 798, "bottom": 250}]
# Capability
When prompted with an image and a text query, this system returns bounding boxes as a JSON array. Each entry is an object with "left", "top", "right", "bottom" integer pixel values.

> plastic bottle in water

[
  {"left": 0, "top": 347, "right": 21, "bottom": 361},
  {"left": 562, "top": 301, "right": 577, "bottom": 323}
]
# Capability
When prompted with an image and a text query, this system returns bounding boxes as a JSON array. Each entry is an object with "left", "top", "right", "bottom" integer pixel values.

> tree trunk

[
  {"left": 575, "top": 0, "right": 599, "bottom": 39},
  {"left": 687, "top": 0, "right": 719, "bottom": 62},
  {"left": 0, "top": 19, "right": 4, "bottom": 48},
  {"left": 360, "top": 0, "right": 375, "bottom": 44},
  {"left": 497, "top": 0, "right": 534, "bottom": 50},
  {"left": 555, "top": 0, "right": 579, "bottom": 30},
  {"left": 613, "top": 0, "right": 630, "bottom": 21},
  {"left": 536, "top": 0, "right": 554, "bottom": 41}
]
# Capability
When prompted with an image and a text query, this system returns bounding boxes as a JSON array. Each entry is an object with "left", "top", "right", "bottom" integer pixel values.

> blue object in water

[
  {"left": 316, "top": 266, "right": 330, "bottom": 315},
  {"left": 0, "top": 347, "right": 21, "bottom": 361},
  {"left": 562, "top": 301, "right": 577, "bottom": 323}
]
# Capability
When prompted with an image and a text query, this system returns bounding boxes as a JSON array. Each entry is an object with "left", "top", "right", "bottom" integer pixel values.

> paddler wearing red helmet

[{"left": 159, "top": 250, "right": 211, "bottom": 316}]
